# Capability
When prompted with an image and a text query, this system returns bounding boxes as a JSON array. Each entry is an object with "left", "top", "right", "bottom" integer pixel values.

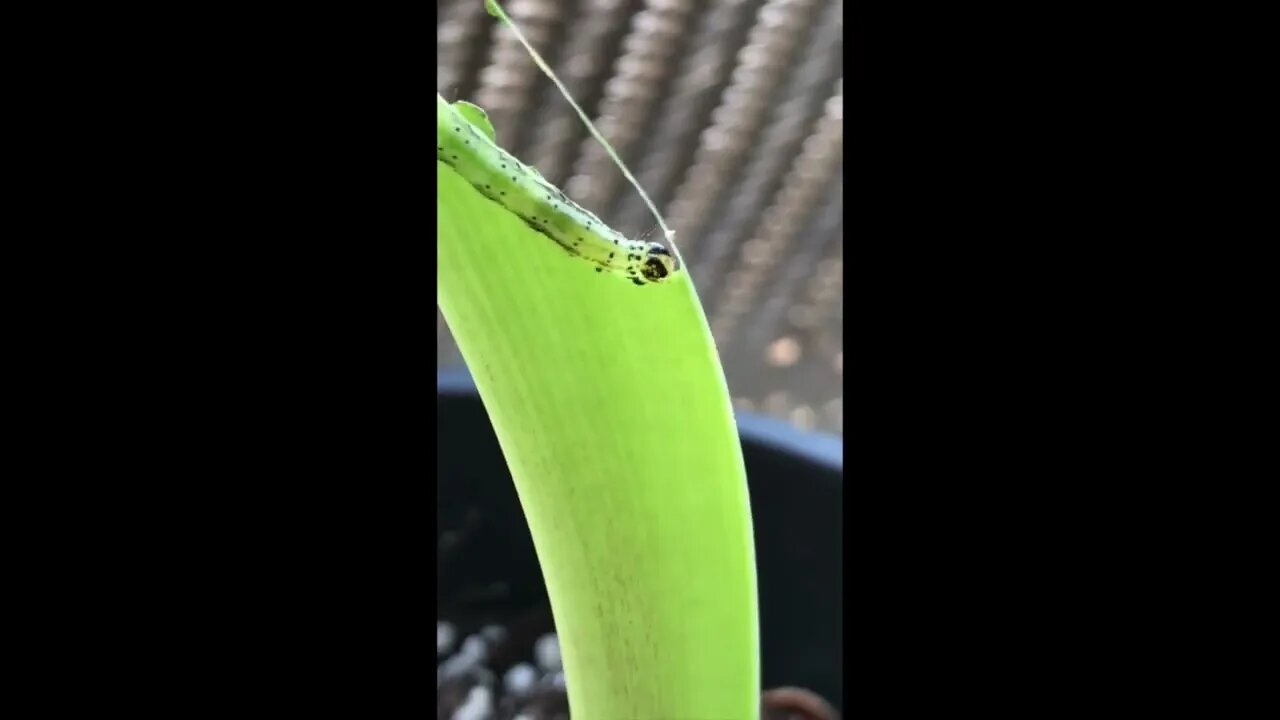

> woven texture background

[{"left": 438, "top": 0, "right": 844, "bottom": 436}]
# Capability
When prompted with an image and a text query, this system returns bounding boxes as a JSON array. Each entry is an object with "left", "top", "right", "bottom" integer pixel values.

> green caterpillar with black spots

[{"left": 437, "top": 94, "right": 677, "bottom": 286}]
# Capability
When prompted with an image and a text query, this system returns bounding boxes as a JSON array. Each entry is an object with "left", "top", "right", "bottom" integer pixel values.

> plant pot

[{"left": 437, "top": 368, "right": 843, "bottom": 715}]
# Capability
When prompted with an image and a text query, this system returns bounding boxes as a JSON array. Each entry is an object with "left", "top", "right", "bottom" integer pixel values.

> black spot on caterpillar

[{"left": 437, "top": 96, "right": 678, "bottom": 285}]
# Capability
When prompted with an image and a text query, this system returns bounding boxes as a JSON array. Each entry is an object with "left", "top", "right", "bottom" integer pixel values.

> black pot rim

[{"left": 437, "top": 367, "right": 842, "bottom": 476}]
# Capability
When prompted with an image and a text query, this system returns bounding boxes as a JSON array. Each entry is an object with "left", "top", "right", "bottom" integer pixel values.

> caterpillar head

[{"left": 640, "top": 244, "right": 677, "bottom": 284}]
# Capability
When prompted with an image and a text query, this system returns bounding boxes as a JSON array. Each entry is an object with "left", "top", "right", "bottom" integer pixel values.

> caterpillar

[{"left": 436, "top": 95, "right": 677, "bottom": 286}]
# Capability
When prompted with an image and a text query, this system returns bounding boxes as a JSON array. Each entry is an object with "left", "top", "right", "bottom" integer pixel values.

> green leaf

[{"left": 437, "top": 94, "right": 759, "bottom": 719}]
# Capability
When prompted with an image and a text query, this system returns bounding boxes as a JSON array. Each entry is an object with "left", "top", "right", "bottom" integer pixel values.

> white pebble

[
  {"left": 438, "top": 653, "right": 477, "bottom": 680},
  {"left": 503, "top": 662, "right": 537, "bottom": 695},
  {"left": 480, "top": 624, "right": 507, "bottom": 644},
  {"left": 460, "top": 635, "right": 488, "bottom": 660},
  {"left": 533, "top": 633, "right": 561, "bottom": 671},
  {"left": 450, "top": 685, "right": 493, "bottom": 720},
  {"left": 438, "top": 636, "right": 488, "bottom": 680},
  {"left": 549, "top": 671, "right": 566, "bottom": 690},
  {"left": 437, "top": 622, "right": 456, "bottom": 655}
]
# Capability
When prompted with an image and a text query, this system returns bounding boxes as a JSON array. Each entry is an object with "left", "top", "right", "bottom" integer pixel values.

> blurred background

[{"left": 438, "top": 0, "right": 844, "bottom": 437}]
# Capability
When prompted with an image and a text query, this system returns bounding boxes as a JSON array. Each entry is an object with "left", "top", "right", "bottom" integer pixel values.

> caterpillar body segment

[{"left": 437, "top": 96, "right": 677, "bottom": 286}]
